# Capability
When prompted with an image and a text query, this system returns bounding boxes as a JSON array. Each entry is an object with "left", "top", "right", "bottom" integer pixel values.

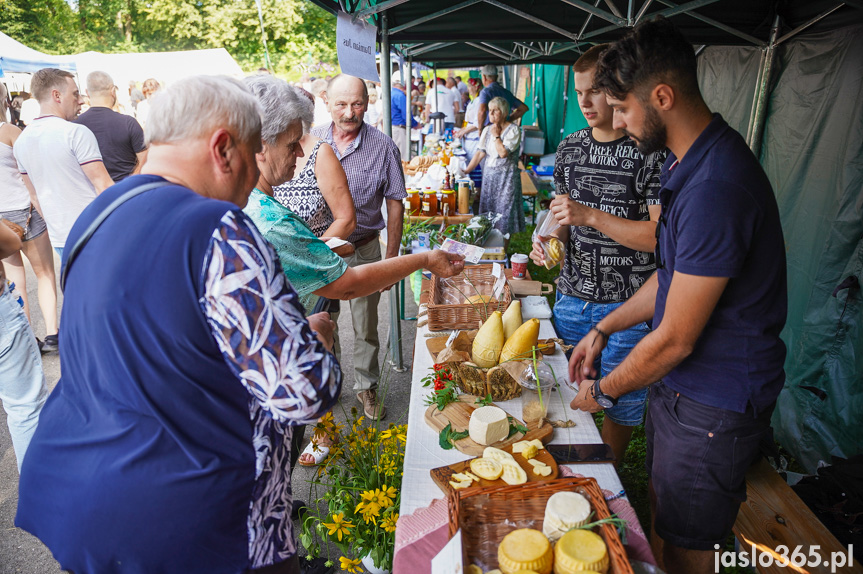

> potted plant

[{"left": 299, "top": 409, "right": 407, "bottom": 574}]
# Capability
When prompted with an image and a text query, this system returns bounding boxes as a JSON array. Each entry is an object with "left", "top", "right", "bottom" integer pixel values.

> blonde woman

[{"left": 0, "top": 83, "right": 58, "bottom": 352}]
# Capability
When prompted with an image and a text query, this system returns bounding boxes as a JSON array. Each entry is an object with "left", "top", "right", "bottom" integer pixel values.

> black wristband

[{"left": 590, "top": 325, "right": 609, "bottom": 340}]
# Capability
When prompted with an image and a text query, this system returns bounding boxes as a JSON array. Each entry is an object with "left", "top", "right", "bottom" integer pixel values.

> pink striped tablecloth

[{"left": 393, "top": 469, "right": 655, "bottom": 573}]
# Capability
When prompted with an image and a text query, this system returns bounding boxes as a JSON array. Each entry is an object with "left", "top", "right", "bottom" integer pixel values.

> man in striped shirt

[{"left": 311, "top": 74, "right": 406, "bottom": 420}]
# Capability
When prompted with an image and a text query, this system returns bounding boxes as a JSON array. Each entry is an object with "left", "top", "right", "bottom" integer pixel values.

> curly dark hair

[{"left": 594, "top": 16, "right": 700, "bottom": 103}]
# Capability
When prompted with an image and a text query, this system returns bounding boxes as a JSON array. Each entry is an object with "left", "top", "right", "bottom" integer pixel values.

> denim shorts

[
  {"left": 553, "top": 293, "right": 650, "bottom": 426},
  {"left": 0, "top": 207, "right": 47, "bottom": 242},
  {"left": 645, "top": 382, "right": 773, "bottom": 550}
]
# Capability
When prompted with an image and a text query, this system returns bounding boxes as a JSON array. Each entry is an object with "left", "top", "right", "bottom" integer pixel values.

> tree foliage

[{"left": 0, "top": 0, "right": 338, "bottom": 79}]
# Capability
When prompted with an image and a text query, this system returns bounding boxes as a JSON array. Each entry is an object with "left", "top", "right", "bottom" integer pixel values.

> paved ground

[{"left": 0, "top": 254, "right": 420, "bottom": 573}]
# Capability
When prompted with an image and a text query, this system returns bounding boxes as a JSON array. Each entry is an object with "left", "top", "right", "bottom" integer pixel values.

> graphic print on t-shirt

[{"left": 554, "top": 129, "right": 666, "bottom": 303}]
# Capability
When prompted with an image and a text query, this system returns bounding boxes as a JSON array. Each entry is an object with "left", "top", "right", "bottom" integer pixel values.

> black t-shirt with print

[{"left": 553, "top": 129, "right": 665, "bottom": 303}]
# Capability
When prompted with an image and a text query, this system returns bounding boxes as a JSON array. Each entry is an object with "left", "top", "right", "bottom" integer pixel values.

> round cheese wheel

[
  {"left": 497, "top": 528, "right": 553, "bottom": 574},
  {"left": 553, "top": 529, "right": 609, "bottom": 574}
]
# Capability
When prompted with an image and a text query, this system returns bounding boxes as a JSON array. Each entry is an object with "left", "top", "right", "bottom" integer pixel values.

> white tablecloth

[{"left": 400, "top": 317, "right": 624, "bottom": 517}]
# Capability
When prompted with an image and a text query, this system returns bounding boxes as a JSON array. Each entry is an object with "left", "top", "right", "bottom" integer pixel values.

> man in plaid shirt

[{"left": 312, "top": 74, "right": 406, "bottom": 420}]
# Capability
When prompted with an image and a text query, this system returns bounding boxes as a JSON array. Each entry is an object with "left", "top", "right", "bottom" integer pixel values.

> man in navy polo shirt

[{"left": 567, "top": 17, "right": 787, "bottom": 574}]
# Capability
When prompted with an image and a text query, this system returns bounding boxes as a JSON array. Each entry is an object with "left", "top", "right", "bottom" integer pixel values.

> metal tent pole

[
  {"left": 381, "top": 12, "right": 404, "bottom": 372},
  {"left": 748, "top": 16, "right": 781, "bottom": 158},
  {"left": 433, "top": 63, "right": 439, "bottom": 116},
  {"left": 406, "top": 56, "right": 413, "bottom": 161},
  {"left": 560, "top": 64, "right": 570, "bottom": 141}
]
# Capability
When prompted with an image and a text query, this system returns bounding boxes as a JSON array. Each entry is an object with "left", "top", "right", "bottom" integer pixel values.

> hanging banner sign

[{"left": 336, "top": 12, "right": 380, "bottom": 82}]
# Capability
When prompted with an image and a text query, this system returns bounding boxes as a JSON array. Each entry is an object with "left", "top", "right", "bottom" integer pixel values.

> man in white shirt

[
  {"left": 14, "top": 68, "right": 114, "bottom": 258},
  {"left": 425, "top": 77, "right": 459, "bottom": 131},
  {"left": 446, "top": 77, "right": 464, "bottom": 113}
]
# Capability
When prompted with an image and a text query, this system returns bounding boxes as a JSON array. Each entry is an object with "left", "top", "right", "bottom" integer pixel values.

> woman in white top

[
  {"left": 455, "top": 78, "right": 484, "bottom": 163},
  {"left": 0, "top": 84, "right": 59, "bottom": 350},
  {"left": 465, "top": 96, "right": 524, "bottom": 235},
  {"left": 134, "top": 78, "right": 161, "bottom": 128}
]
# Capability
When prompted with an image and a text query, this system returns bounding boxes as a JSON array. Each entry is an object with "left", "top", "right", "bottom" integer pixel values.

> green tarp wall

[
  {"left": 697, "top": 24, "right": 863, "bottom": 472},
  {"left": 522, "top": 64, "right": 589, "bottom": 155}
]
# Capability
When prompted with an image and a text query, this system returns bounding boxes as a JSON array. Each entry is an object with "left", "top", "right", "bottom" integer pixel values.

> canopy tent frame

[{"left": 305, "top": 1, "right": 863, "bottom": 461}]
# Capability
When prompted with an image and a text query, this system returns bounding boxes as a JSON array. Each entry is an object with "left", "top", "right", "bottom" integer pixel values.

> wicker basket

[
  {"left": 427, "top": 265, "right": 512, "bottom": 331},
  {"left": 448, "top": 477, "right": 633, "bottom": 574}
]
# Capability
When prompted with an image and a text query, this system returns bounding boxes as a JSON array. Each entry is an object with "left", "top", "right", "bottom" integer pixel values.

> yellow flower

[
  {"left": 381, "top": 512, "right": 399, "bottom": 533},
  {"left": 380, "top": 428, "right": 395, "bottom": 440},
  {"left": 355, "top": 498, "right": 381, "bottom": 524},
  {"left": 382, "top": 485, "right": 398, "bottom": 501},
  {"left": 339, "top": 556, "right": 363, "bottom": 573},
  {"left": 322, "top": 512, "right": 354, "bottom": 542}
]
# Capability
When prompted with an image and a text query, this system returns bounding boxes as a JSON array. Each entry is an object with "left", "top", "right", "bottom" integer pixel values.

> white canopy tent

[
  {"left": 1, "top": 31, "right": 242, "bottom": 98},
  {"left": 0, "top": 32, "right": 77, "bottom": 77},
  {"left": 73, "top": 48, "right": 243, "bottom": 93}
]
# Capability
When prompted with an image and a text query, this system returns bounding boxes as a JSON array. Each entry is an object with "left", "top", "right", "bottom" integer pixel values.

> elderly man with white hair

[{"left": 16, "top": 75, "right": 341, "bottom": 574}]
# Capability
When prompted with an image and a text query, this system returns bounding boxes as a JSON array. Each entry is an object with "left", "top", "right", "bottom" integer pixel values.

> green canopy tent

[{"left": 307, "top": 0, "right": 863, "bottom": 472}]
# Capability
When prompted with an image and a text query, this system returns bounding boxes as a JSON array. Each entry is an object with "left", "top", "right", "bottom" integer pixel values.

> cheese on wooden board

[
  {"left": 483, "top": 446, "right": 516, "bottom": 463},
  {"left": 468, "top": 406, "right": 509, "bottom": 445},
  {"left": 470, "top": 457, "right": 503, "bottom": 480},
  {"left": 500, "top": 460, "right": 528, "bottom": 485}
]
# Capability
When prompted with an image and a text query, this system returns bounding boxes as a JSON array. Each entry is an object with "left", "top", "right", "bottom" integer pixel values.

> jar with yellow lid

[
  {"left": 440, "top": 190, "right": 456, "bottom": 216},
  {"left": 421, "top": 189, "right": 438, "bottom": 217},
  {"left": 404, "top": 189, "right": 421, "bottom": 216}
]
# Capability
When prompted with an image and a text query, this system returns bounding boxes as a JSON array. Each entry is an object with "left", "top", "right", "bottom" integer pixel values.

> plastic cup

[{"left": 511, "top": 253, "right": 529, "bottom": 279}]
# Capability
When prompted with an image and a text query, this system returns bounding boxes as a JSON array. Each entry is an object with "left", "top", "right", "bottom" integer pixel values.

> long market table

[{"left": 399, "top": 316, "right": 624, "bottom": 519}]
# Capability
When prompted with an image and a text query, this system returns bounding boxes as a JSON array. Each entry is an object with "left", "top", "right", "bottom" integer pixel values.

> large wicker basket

[
  {"left": 427, "top": 264, "right": 513, "bottom": 331},
  {"left": 448, "top": 477, "right": 633, "bottom": 574}
]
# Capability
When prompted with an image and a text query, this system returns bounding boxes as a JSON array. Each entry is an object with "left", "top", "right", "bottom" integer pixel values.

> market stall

[{"left": 384, "top": 267, "right": 653, "bottom": 573}]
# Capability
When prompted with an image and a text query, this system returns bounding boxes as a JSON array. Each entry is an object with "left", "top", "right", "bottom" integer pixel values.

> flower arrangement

[
  {"left": 300, "top": 409, "right": 407, "bottom": 573},
  {"left": 422, "top": 363, "right": 460, "bottom": 411}
]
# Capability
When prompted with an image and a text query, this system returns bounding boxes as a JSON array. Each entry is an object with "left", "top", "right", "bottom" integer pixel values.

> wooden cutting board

[
  {"left": 430, "top": 439, "right": 560, "bottom": 494},
  {"left": 424, "top": 396, "right": 553, "bottom": 456}
]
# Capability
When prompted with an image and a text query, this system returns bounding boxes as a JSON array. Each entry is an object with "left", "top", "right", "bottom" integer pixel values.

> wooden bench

[{"left": 733, "top": 458, "right": 862, "bottom": 573}]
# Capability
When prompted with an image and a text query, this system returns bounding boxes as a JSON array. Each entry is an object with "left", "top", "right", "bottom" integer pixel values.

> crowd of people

[{"left": 0, "top": 16, "right": 788, "bottom": 574}]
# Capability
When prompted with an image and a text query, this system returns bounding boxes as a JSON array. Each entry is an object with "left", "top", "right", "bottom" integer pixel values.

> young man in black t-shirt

[{"left": 531, "top": 45, "right": 665, "bottom": 465}]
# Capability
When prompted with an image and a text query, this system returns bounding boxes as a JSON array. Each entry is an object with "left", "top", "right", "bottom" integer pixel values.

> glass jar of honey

[
  {"left": 421, "top": 189, "right": 438, "bottom": 217},
  {"left": 440, "top": 190, "right": 456, "bottom": 216},
  {"left": 404, "top": 189, "right": 421, "bottom": 215}
]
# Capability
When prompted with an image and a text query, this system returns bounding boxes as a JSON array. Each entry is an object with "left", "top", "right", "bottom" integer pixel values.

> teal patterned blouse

[{"left": 244, "top": 188, "right": 347, "bottom": 312}]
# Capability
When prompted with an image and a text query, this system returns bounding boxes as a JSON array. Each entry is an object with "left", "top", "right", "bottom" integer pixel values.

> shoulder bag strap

[{"left": 61, "top": 181, "right": 173, "bottom": 291}]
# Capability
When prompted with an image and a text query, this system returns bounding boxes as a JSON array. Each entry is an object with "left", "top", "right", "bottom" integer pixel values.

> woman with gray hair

[
  {"left": 465, "top": 95, "right": 524, "bottom": 234},
  {"left": 271, "top": 86, "right": 355, "bottom": 241},
  {"left": 242, "top": 74, "right": 465, "bottom": 468}
]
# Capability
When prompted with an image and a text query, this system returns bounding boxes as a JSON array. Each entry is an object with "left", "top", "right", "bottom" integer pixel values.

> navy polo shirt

[{"left": 654, "top": 114, "right": 787, "bottom": 414}]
